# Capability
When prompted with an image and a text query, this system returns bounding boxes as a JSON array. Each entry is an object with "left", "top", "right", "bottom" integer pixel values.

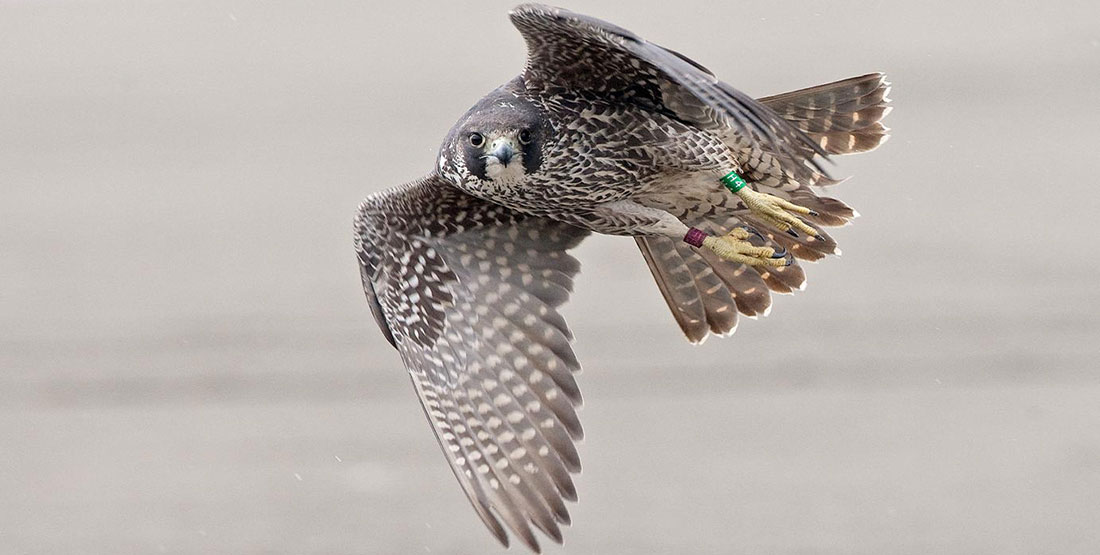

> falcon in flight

[{"left": 355, "top": 3, "right": 890, "bottom": 551}]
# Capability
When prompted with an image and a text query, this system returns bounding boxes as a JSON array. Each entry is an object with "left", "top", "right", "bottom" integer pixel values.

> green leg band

[{"left": 720, "top": 170, "right": 748, "bottom": 194}]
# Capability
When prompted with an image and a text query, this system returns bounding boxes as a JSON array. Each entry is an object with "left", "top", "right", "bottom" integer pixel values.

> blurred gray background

[{"left": 3, "top": 1, "right": 1099, "bottom": 553}]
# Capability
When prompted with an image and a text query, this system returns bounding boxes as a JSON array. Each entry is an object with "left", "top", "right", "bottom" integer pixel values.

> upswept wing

[
  {"left": 355, "top": 174, "right": 589, "bottom": 552},
  {"left": 509, "top": 3, "right": 830, "bottom": 174}
]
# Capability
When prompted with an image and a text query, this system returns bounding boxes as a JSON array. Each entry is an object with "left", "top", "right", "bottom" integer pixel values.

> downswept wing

[
  {"left": 509, "top": 3, "right": 830, "bottom": 174},
  {"left": 355, "top": 174, "right": 590, "bottom": 552}
]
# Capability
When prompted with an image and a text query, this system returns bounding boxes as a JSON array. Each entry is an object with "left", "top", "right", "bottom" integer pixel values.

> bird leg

[
  {"left": 719, "top": 170, "right": 821, "bottom": 240},
  {"left": 683, "top": 226, "right": 790, "bottom": 267},
  {"left": 585, "top": 200, "right": 789, "bottom": 267}
]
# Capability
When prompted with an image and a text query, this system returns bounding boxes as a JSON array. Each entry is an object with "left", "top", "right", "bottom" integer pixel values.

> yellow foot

[
  {"left": 702, "top": 227, "right": 791, "bottom": 267},
  {"left": 735, "top": 187, "right": 822, "bottom": 239}
]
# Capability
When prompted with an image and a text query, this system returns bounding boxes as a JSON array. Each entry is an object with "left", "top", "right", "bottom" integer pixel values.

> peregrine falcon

[{"left": 354, "top": 4, "right": 891, "bottom": 551}]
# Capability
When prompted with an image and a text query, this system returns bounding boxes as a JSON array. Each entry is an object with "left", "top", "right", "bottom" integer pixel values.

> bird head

[{"left": 438, "top": 84, "right": 547, "bottom": 197}]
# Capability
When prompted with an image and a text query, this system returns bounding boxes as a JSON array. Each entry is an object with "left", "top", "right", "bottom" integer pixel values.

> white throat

[{"left": 485, "top": 155, "right": 526, "bottom": 184}]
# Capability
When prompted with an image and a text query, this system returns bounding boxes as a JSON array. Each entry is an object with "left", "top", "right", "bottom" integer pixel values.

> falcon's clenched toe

[{"left": 355, "top": 3, "right": 891, "bottom": 551}]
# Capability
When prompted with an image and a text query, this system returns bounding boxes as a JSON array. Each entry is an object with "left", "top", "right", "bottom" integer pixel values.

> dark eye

[
  {"left": 518, "top": 130, "right": 532, "bottom": 145},
  {"left": 468, "top": 132, "right": 485, "bottom": 148}
]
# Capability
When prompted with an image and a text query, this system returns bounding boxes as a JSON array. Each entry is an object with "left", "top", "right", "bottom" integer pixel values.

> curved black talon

[
  {"left": 744, "top": 226, "right": 765, "bottom": 242},
  {"left": 786, "top": 229, "right": 799, "bottom": 238},
  {"left": 808, "top": 210, "right": 820, "bottom": 217},
  {"left": 770, "top": 246, "right": 788, "bottom": 259}
]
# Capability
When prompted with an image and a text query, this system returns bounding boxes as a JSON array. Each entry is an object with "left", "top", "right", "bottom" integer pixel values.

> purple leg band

[{"left": 683, "top": 227, "right": 708, "bottom": 248}]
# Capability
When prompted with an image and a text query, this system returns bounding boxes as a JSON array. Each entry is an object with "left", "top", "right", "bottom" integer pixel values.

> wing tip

[
  {"left": 509, "top": 3, "right": 571, "bottom": 25},
  {"left": 509, "top": 3, "right": 543, "bottom": 18}
]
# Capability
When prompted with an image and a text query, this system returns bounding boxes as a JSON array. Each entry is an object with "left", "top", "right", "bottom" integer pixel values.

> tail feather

[
  {"left": 636, "top": 217, "right": 808, "bottom": 343},
  {"left": 755, "top": 262, "right": 806, "bottom": 295},
  {"left": 682, "top": 248, "right": 740, "bottom": 334},
  {"left": 785, "top": 193, "right": 857, "bottom": 228},
  {"left": 713, "top": 259, "right": 771, "bottom": 318},
  {"left": 635, "top": 237, "right": 710, "bottom": 343},
  {"left": 741, "top": 215, "right": 838, "bottom": 262},
  {"left": 636, "top": 236, "right": 739, "bottom": 342}
]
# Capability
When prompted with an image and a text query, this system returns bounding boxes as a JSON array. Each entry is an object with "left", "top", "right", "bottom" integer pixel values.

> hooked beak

[{"left": 487, "top": 138, "right": 516, "bottom": 166}]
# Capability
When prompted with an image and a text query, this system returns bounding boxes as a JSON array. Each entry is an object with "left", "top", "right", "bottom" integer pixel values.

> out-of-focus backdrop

[{"left": 3, "top": 1, "right": 1099, "bottom": 553}]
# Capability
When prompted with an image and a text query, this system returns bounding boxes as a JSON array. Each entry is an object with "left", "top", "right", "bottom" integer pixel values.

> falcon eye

[
  {"left": 518, "top": 129, "right": 532, "bottom": 145},
  {"left": 468, "top": 132, "right": 485, "bottom": 148}
]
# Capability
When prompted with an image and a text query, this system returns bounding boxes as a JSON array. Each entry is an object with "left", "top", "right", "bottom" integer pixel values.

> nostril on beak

[{"left": 490, "top": 142, "right": 514, "bottom": 166}]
